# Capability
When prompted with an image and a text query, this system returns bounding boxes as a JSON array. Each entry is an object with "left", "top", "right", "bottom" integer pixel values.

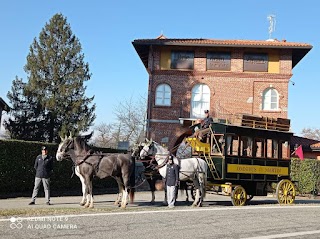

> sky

[{"left": 0, "top": 0, "right": 319, "bottom": 137}]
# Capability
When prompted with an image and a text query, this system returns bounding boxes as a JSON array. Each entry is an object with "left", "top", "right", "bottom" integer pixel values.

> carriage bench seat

[{"left": 186, "top": 137, "right": 210, "bottom": 154}]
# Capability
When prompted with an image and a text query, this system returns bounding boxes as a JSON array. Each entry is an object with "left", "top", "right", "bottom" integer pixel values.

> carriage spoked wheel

[
  {"left": 276, "top": 179, "right": 296, "bottom": 205},
  {"left": 231, "top": 186, "right": 247, "bottom": 206}
]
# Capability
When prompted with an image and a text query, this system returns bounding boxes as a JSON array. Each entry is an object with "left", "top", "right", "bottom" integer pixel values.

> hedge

[
  {"left": 1, "top": 139, "right": 319, "bottom": 198},
  {"left": 0, "top": 139, "right": 124, "bottom": 198},
  {"left": 290, "top": 158, "right": 320, "bottom": 195}
]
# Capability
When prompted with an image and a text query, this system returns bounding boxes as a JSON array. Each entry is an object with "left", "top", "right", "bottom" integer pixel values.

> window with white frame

[
  {"left": 190, "top": 84, "right": 210, "bottom": 118},
  {"left": 262, "top": 88, "right": 279, "bottom": 110},
  {"left": 155, "top": 84, "right": 171, "bottom": 106}
]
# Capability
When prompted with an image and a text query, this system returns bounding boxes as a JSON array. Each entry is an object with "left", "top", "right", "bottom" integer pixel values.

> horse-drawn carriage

[
  {"left": 55, "top": 113, "right": 295, "bottom": 208},
  {"left": 185, "top": 114, "right": 295, "bottom": 206}
]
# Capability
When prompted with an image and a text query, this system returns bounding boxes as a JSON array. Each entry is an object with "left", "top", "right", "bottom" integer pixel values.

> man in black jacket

[
  {"left": 29, "top": 146, "right": 54, "bottom": 205},
  {"left": 165, "top": 156, "right": 179, "bottom": 208},
  {"left": 201, "top": 110, "right": 213, "bottom": 129}
]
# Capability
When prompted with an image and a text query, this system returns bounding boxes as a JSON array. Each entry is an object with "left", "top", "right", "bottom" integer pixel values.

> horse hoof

[
  {"left": 80, "top": 202, "right": 85, "bottom": 206},
  {"left": 89, "top": 205, "right": 94, "bottom": 209}
]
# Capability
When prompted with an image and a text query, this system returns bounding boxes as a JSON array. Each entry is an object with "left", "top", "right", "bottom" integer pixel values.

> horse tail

[
  {"left": 202, "top": 165, "right": 207, "bottom": 198},
  {"left": 199, "top": 159, "right": 207, "bottom": 198},
  {"left": 129, "top": 156, "right": 136, "bottom": 203}
]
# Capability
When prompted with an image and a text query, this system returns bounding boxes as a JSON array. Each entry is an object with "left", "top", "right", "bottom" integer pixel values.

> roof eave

[
  {"left": 132, "top": 40, "right": 313, "bottom": 69},
  {"left": 0, "top": 97, "right": 10, "bottom": 112}
]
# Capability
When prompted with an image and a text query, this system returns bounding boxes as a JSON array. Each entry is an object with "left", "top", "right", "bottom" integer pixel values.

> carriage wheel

[
  {"left": 231, "top": 186, "right": 247, "bottom": 206},
  {"left": 276, "top": 179, "right": 295, "bottom": 205}
]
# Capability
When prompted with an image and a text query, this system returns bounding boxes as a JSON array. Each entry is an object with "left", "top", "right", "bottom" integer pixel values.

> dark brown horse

[{"left": 56, "top": 133, "right": 135, "bottom": 208}]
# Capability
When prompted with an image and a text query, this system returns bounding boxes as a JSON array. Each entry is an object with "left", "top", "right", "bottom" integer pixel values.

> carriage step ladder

[{"left": 186, "top": 137, "right": 221, "bottom": 180}]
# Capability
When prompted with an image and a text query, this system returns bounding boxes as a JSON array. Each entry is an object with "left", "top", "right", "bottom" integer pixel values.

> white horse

[{"left": 140, "top": 139, "right": 208, "bottom": 207}]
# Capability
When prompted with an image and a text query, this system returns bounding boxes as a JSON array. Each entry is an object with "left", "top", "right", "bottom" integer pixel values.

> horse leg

[
  {"left": 88, "top": 179, "right": 94, "bottom": 208},
  {"left": 185, "top": 186, "right": 190, "bottom": 202},
  {"left": 121, "top": 186, "right": 129, "bottom": 208},
  {"left": 179, "top": 181, "right": 189, "bottom": 202},
  {"left": 192, "top": 180, "right": 200, "bottom": 207},
  {"left": 147, "top": 178, "right": 156, "bottom": 204},
  {"left": 151, "top": 191, "right": 155, "bottom": 204},
  {"left": 75, "top": 166, "right": 86, "bottom": 206},
  {"left": 198, "top": 172, "right": 206, "bottom": 207},
  {"left": 84, "top": 177, "right": 94, "bottom": 208},
  {"left": 114, "top": 177, "right": 122, "bottom": 206},
  {"left": 183, "top": 182, "right": 190, "bottom": 203},
  {"left": 121, "top": 177, "right": 129, "bottom": 208}
]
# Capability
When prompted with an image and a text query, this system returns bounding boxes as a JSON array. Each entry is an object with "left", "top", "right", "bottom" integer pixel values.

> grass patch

[{"left": 0, "top": 206, "right": 171, "bottom": 218}]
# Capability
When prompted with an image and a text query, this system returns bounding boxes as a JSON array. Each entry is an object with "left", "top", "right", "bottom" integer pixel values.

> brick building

[
  {"left": 132, "top": 36, "right": 312, "bottom": 149},
  {"left": 0, "top": 97, "right": 10, "bottom": 131}
]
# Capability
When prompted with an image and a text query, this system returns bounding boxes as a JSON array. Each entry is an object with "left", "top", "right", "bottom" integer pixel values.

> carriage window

[
  {"left": 280, "top": 141, "right": 290, "bottom": 159},
  {"left": 212, "top": 134, "right": 224, "bottom": 154},
  {"left": 240, "top": 137, "right": 253, "bottom": 157},
  {"left": 254, "top": 138, "right": 265, "bottom": 158},
  {"left": 266, "top": 139, "right": 278, "bottom": 159},
  {"left": 226, "top": 135, "right": 239, "bottom": 156},
  {"left": 155, "top": 84, "right": 171, "bottom": 106}
]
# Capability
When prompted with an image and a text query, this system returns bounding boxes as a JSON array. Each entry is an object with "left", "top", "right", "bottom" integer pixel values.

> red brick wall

[{"left": 147, "top": 47, "right": 293, "bottom": 148}]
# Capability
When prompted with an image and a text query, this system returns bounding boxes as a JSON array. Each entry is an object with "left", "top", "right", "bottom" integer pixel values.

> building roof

[
  {"left": 0, "top": 97, "right": 10, "bottom": 112},
  {"left": 132, "top": 36, "right": 312, "bottom": 69},
  {"left": 291, "top": 135, "right": 320, "bottom": 152},
  {"left": 311, "top": 142, "right": 320, "bottom": 151}
]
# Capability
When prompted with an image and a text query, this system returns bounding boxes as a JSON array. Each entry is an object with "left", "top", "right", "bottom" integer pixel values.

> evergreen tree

[
  {"left": 6, "top": 13, "right": 96, "bottom": 142},
  {"left": 5, "top": 77, "right": 47, "bottom": 141}
]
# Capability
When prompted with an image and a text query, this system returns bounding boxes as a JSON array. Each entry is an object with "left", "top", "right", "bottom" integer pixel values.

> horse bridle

[{"left": 141, "top": 142, "right": 173, "bottom": 169}]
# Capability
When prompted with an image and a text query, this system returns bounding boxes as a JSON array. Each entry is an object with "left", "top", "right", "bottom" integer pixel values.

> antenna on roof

[{"left": 267, "top": 14, "right": 276, "bottom": 40}]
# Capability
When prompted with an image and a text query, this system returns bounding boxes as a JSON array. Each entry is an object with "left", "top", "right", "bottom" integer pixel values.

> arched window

[
  {"left": 191, "top": 84, "right": 210, "bottom": 118},
  {"left": 262, "top": 88, "right": 279, "bottom": 110},
  {"left": 155, "top": 84, "right": 171, "bottom": 106}
]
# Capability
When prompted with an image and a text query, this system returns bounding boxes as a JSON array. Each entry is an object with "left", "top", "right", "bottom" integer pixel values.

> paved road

[
  {"left": 0, "top": 190, "right": 319, "bottom": 210},
  {"left": 1, "top": 191, "right": 320, "bottom": 239}
]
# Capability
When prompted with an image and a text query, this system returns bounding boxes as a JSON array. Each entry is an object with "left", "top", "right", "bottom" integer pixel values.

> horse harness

[{"left": 71, "top": 151, "right": 111, "bottom": 178}]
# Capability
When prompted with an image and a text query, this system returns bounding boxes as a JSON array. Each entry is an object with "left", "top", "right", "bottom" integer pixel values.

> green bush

[
  {"left": 0, "top": 139, "right": 123, "bottom": 198},
  {"left": 290, "top": 158, "right": 320, "bottom": 195}
]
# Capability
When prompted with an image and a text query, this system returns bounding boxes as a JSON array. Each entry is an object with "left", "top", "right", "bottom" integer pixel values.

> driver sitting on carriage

[{"left": 190, "top": 110, "right": 213, "bottom": 143}]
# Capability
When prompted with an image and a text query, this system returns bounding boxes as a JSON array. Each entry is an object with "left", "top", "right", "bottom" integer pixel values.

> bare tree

[
  {"left": 301, "top": 128, "right": 320, "bottom": 140},
  {"left": 92, "top": 95, "right": 146, "bottom": 148},
  {"left": 113, "top": 96, "right": 146, "bottom": 142},
  {"left": 93, "top": 122, "right": 117, "bottom": 148}
]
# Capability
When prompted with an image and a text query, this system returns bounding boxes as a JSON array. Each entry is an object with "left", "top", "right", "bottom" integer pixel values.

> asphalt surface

[{"left": 0, "top": 190, "right": 319, "bottom": 211}]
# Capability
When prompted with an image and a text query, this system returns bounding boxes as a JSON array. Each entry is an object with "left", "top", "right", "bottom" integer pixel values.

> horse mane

[
  {"left": 74, "top": 136, "right": 92, "bottom": 153},
  {"left": 153, "top": 141, "right": 169, "bottom": 155}
]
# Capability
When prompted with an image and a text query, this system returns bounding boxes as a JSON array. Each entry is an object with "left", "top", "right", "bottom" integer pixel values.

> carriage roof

[
  {"left": 210, "top": 122, "right": 293, "bottom": 141},
  {"left": 209, "top": 114, "right": 293, "bottom": 141}
]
